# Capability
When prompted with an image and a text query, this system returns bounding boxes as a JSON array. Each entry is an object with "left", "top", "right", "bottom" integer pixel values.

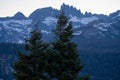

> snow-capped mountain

[
  {"left": 0, "top": 4, "right": 120, "bottom": 45},
  {"left": 0, "top": 4, "right": 120, "bottom": 80}
]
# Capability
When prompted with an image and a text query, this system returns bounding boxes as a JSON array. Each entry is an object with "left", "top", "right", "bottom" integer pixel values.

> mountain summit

[{"left": 13, "top": 12, "right": 26, "bottom": 19}]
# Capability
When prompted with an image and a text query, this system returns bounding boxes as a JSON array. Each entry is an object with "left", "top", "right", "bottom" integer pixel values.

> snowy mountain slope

[
  {"left": 0, "top": 4, "right": 120, "bottom": 44},
  {"left": 74, "top": 20, "right": 120, "bottom": 39},
  {"left": 0, "top": 19, "right": 32, "bottom": 43},
  {"left": 70, "top": 15, "right": 98, "bottom": 24},
  {"left": 42, "top": 16, "right": 57, "bottom": 26}
]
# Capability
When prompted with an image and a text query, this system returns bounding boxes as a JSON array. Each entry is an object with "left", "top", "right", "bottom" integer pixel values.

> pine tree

[
  {"left": 50, "top": 11, "right": 89, "bottom": 80},
  {"left": 13, "top": 24, "right": 50, "bottom": 80}
]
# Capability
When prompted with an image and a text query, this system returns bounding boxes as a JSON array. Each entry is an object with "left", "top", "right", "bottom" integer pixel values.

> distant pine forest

[{"left": 0, "top": 43, "right": 120, "bottom": 80}]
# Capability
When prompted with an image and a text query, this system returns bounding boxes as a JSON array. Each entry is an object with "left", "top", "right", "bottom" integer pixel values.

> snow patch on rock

[
  {"left": 41, "top": 30, "right": 51, "bottom": 34},
  {"left": 81, "top": 16, "right": 98, "bottom": 24},
  {"left": 94, "top": 23, "right": 111, "bottom": 31},
  {"left": 70, "top": 15, "right": 81, "bottom": 23},
  {"left": 70, "top": 15, "right": 98, "bottom": 24},
  {"left": 73, "top": 31, "right": 82, "bottom": 35},
  {"left": 0, "top": 19, "right": 32, "bottom": 27},
  {"left": 18, "top": 40, "right": 24, "bottom": 44},
  {"left": 42, "top": 17, "right": 57, "bottom": 25}
]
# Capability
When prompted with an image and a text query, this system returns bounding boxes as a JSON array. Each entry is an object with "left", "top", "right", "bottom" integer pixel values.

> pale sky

[{"left": 0, "top": 0, "right": 120, "bottom": 17}]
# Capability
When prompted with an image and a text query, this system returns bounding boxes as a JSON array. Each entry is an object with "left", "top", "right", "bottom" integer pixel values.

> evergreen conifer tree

[
  {"left": 50, "top": 11, "right": 89, "bottom": 80},
  {"left": 13, "top": 24, "right": 50, "bottom": 80}
]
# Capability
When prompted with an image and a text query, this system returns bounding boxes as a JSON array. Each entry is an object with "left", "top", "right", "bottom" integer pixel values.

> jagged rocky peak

[
  {"left": 61, "top": 3, "right": 77, "bottom": 10},
  {"left": 60, "top": 3, "right": 83, "bottom": 17},
  {"left": 84, "top": 11, "right": 92, "bottom": 17},
  {"left": 13, "top": 12, "right": 26, "bottom": 19}
]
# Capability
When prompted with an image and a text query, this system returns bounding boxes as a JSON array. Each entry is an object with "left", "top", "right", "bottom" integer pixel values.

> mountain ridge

[
  {"left": 0, "top": 4, "right": 120, "bottom": 52},
  {"left": 1, "top": 3, "right": 120, "bottom": 18}
]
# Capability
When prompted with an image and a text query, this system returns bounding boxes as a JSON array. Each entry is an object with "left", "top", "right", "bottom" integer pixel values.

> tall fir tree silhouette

[
  {"left": 13, "top": 24, "right": 50, "bottom": 80},
  {"left": 50, "top": 11, "right": 89, "bottom": 80}
]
